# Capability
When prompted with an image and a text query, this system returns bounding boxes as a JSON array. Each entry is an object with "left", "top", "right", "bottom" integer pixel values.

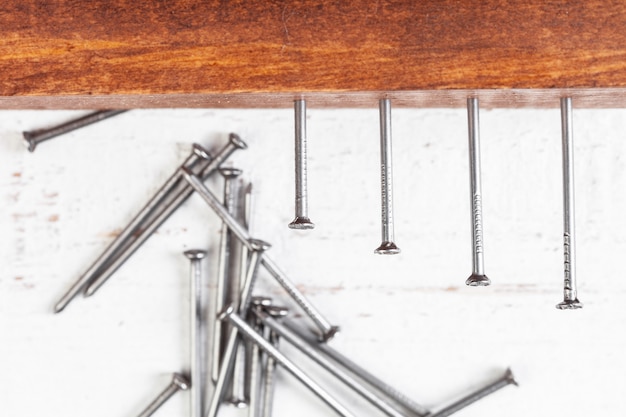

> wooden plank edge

[{"left": 1, "top": 89, "right": 626, "bottom": 110}]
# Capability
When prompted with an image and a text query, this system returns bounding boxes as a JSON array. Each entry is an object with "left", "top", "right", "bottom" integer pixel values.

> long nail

[
  {"left": 289, "top": 99, "right": 315, "bottom": 230},
  {"left": 23, "top": 110, "right": 127, "bottom": 152},
  {"left": 256, "top": 311, "right": 410, "bottom": 417},
  {"left": 185, "top": 250, "right": 208, "bottom": 417},
  {"left": 136, "top": 373, "right": 190, "bottom": 417},
  {"left": 245, "top": 300, "right": 272, "bottom": 417},
  {"left": 54, "top": 143, "right": 212, "bottom": 313},
  {"left": 220, "top": 307, "right": 358, "bottom": 417},
  {"left": 430, "top": 368, "right": 518, "bottom": 417},
  {"left": 206, "top": 244, "right": 269, "bottom": 417},
  {"left": 375, "top": 98, "right": 400, "bottom": 255},
  {"left": 181, "top": 169, "right": 339, "bottom": 341},
  {"left": 465, "top": 98, "right": 491, "bottom": 287},
  {"left": 83, "top": 134, "right": 247, "bottom": 298},
  {"left": 556, "top": 97, "right": 583, "bottom": 310},
  {"left": 283, "top": 320, "right": 429, "bottom": 416},
  {"left": 213, "top": 168, "right": 243, "bottom": 385},
  {"left": 257, "top": 305, "right": 287, "bottom": 417}
]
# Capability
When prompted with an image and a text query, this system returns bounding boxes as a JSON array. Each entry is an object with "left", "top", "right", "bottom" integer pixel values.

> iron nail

[
  {"left": 136, "top": 373, "right": 190, "bottom": 417},
  {"left": 289, "top": 99, "right": 315, "bottom": 230}
]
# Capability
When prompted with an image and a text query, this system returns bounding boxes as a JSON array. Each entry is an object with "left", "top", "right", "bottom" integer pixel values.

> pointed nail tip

[
  {"left": 374, "top": 242, "right": 400, "bottom": 255},
  {"left": 465, "top": 274, "right": 491, "bottom": 286},
  {"left": 555, "top": 299, "right": 583, "bottom": 310},
  {"left": 288, "top": 217, "right": 315, "bottom": 230},
  {"left": 53, "top": 304, "right": 65, "bottom": 314}
]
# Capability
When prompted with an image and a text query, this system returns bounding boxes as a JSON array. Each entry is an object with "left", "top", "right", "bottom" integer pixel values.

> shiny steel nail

[
  {"left": 257, "top": 305, "right": 287, "bottom": 417},
  {"left": 430, "top": 368, "right": 518, "bottom": 417},
  {"left": 289, "top": 99, "right": 315, "bottom": 230},
  {"left": 375, "top": 98, "right": 400, "bottom": 255},
  {"left": 220, "top": 307, "right": 358, "bottom": 417},
  {"left": 185, "top": 250, "right": 207, "bottom": 417},
  {"left": 54, "top": 143, "right": 212, "bottom": 313},
  {"left": 213, "top": 167, "right": 243, "bottom": 385},
  {"left": 257, "top": 310, "right": 409, "bottom": 417},
  {"left": 245, "top": 300, "right": 271, "bottom": 417},
  {"left": 284, "top": 320, "right": 429, "bottom": 416},
  {"left": 465, "top": 98, "right": 491, "bottom": 286},
  {"left": 556, "top": 97, "right": 583, "bottom": 310},
  {"left": 181, "top": 169, "right": 339, "bottom": 341},
  {"left": 137, "top": 373, "right": 190, "bottom": 417},
  {"left": 23, "top": 109, "right": 128, "bottom": 152},
  {"left": 84, "top": 134, "right": 247, "bottom": 298},
  {"left": 206, "top": 243, "right": 269, "bottom": 417}
]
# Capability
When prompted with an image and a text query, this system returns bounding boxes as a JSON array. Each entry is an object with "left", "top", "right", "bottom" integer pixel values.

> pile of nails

[{"left": 42, "top": 124, "right": 518, "bottom": 416}]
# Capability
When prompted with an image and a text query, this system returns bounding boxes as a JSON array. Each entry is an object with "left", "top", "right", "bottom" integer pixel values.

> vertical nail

[
  {"left": 556, "top": 97, "right": 583, "bottom": 310},
  {"left": 23, "top": 109, "right": 128, "bottom": 152},
  {"left": 205, "top": 243, "right": 270, "bottom": 417},
  {"left": 83, "top": 133, "right": 247, "bottom": 298},
  {"left": 465, "top": 98, "right": 491, "bottom": 287},
  {"left": 221, "top": 307, "right": 358, "bottom": 417},
  {"left": 375, "top": 98, "right": 400, "bottom": 255},
  {"left": 258, "top": 305, "right": 288, "bottom": 417},
  {"left": 430, "top": 368, "right": 518, "bottom": 417},
  {"left": 184, "top": 250, "right": 207, "bottom": 417},
  {"left": 136, "top": 373, "right": 190, "bottom": 417},
  {"left": 54, "top": 143, "right": 212, "bottom": 313},
  {"left": 289, "top": 99, "right": 315, "bottom": 230},
  {"left": 213, "top": 168, "right": 243, "bottom": 385}
]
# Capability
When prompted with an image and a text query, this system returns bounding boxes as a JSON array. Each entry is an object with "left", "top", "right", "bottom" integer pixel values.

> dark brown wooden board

[{"left": 2, "top": 1, "right": 626, "bottom": 108}]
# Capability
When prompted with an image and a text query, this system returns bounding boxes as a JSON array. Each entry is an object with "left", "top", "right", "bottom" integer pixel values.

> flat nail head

[
  {"left": 320, "top": 325, "right": 341, "bottom": 343},
  {"left": 465, "top": 274, "right": 491, "bottom": 287},
  {"left": 22, "top": 132, "right": 37, "bottom": 152},
  {"left": 219, "top": 167, "right": 243, "bottom": 178},
  {"left": 183, "top": 249, "right": 207, "bottom": 260},
  {"left": 374, "top": 241, "right": 401, "bottom": 255},
  {"left": 172, "top": 373, "right": 191, "bottom": 390},
  {"left": 556, "top": 299, "right": 583, "bottom": 310},
  {"left": 288, "top": 216, "right": 315, "bottom": 230},
  {"left": 264, "top": 305, "right": 289, "bottom": 318},
  {"left": 504, "top": 368, "right": 519, "bottom": 387},
  {"left": 229, "top": 133, "right": 249, "bottom": 150},
  {"left": 191, "top": 143, "right": 212, "bottom": 160},
  {"left": 251, "top": 296, "right": 273, "bottom": 306},
  {"left": 249, "top": 238, "right": 272, "bottom": 252},
  {"left": 218, "top": 304, "right": 235, "bottom": 321}
]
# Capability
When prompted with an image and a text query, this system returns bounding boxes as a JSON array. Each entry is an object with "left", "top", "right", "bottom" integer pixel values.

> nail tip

[
  {"left": 374, "top": 242, "right": 400, "bottom": 255},
  {"left": 465, "top": 274, "right": 491, "bottom": 286}
]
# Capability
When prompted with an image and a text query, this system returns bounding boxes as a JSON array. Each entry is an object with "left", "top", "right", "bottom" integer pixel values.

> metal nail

[
  {"left": 213, "top": 167, "right": 243, "bottom": 385},
  {"left": 556, "top": 97, "right": 583, "bottom": 310},
  {"left": 245, "top": 300, "right": 270, "bottom": 417},
  {"left": 54, "top": 143, "right": 212, "bottom": 313},
  {"left": 289, "top": 99, "right": 315, "bottom": 230},
  {"left": 256, "top": 310, "right": 410, "bottom": 417},
  {"left": 375, "top": 98, "right": 400, "bottom": 255},
  {"left": 283, "top": 320, "right": 429, "bottom": 416},
  {"left": 181, "top": 169, "right": 339, "bottom": 341},
  {"left": 430, "top": 368, "right": 518, "bottom": 417},
  {"left": 256, "top": 305, "right": 287, "bottom": 417},
  {"left": 465, "top": 98, "right": 491, "bottom": 287},
  {"left": 83, "top": 133, "right": 247, "bottom": 298},
  {"left": 23, "top": 110, "right": 128, "bottom": 152},
  {"left": 137, "top": 373, "right": 190, "bottom": 417},
  {"left": 184, "top": 250, "right": 207, "bottom": 417},
  {"left": 220, "top": 307, "right": 358, "bottom": 417},
  {"left": 206, "top": 244, "right": 269, "bottom": 417}
]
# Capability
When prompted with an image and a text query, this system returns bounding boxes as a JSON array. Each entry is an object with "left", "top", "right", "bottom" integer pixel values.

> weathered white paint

[{"left": 1, "top": 107, "right": 626, "bottom": 416}]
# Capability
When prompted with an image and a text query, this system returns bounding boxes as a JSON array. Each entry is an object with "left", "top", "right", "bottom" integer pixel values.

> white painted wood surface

[{"left": 2, "top": 107, "right": 625, "bottom": 416}]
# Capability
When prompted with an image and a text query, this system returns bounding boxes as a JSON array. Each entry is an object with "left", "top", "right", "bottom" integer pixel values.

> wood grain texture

[{"left": 1, "top": 1, "right": 626, "bottom": 108}]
